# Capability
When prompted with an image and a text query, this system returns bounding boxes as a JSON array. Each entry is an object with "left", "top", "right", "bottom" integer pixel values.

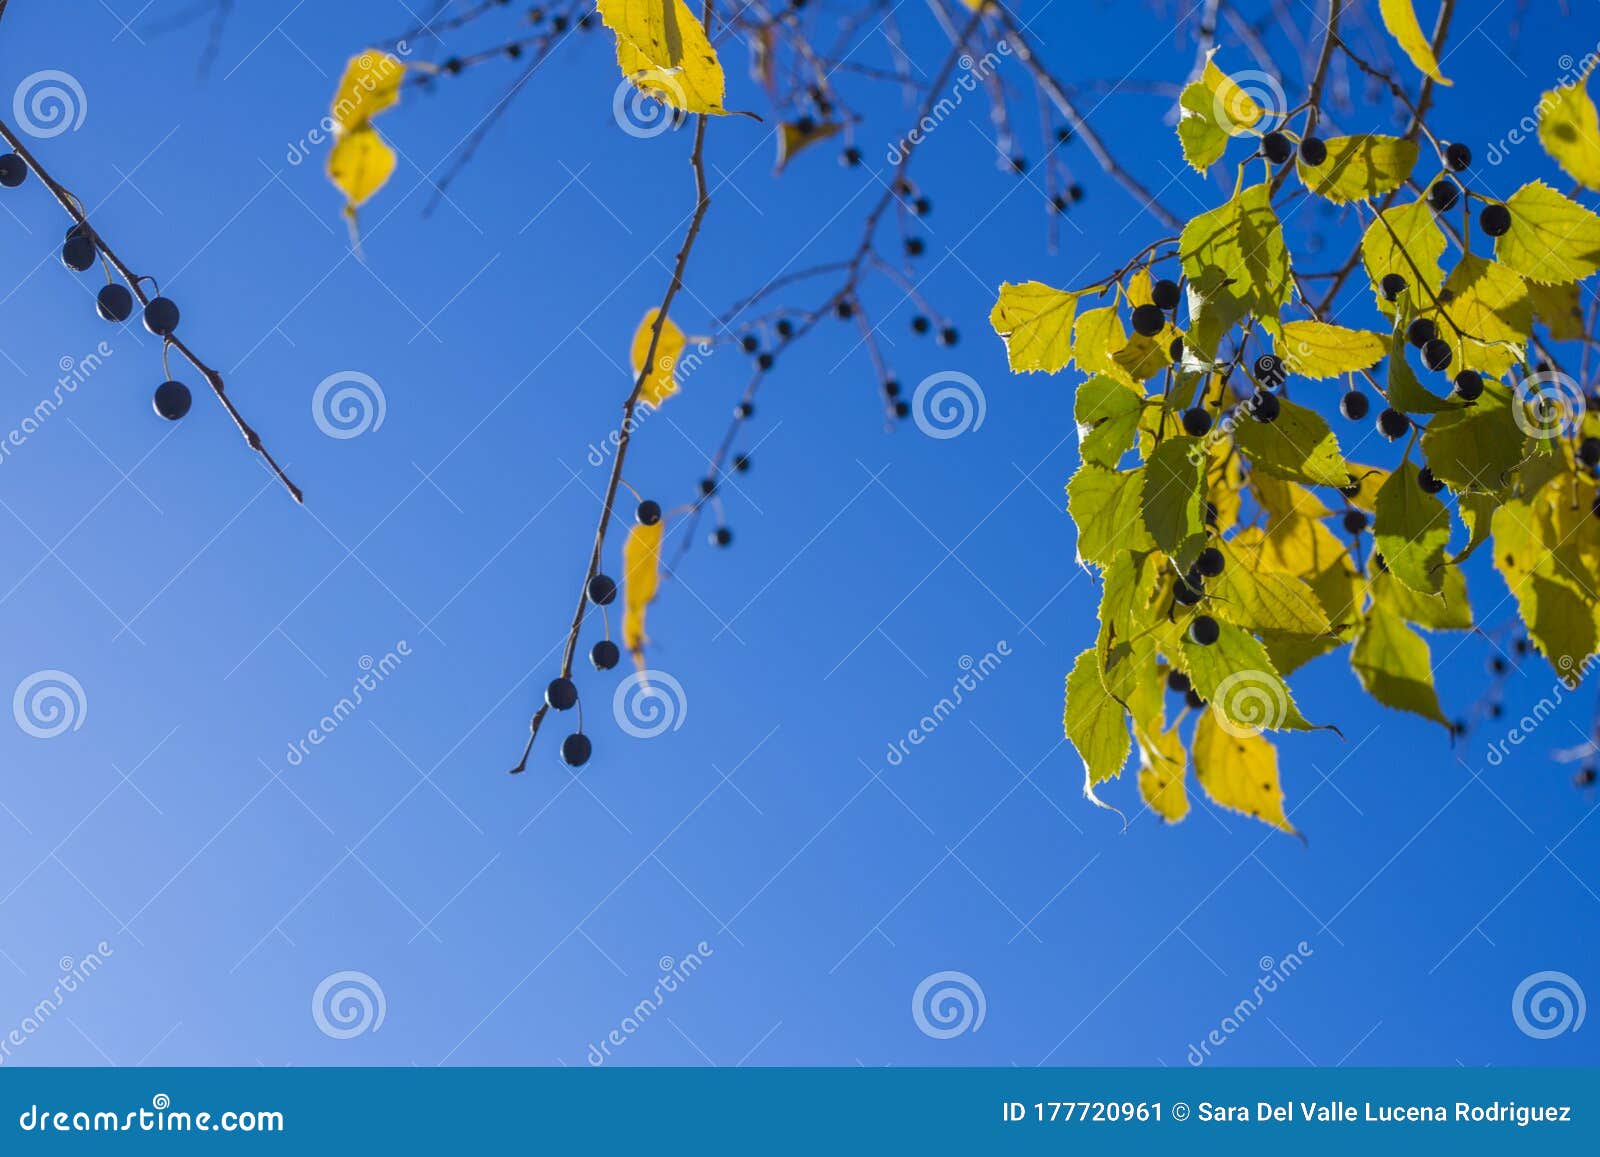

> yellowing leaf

[
  {"left": 327, "top": 126, "right": 397, "bottom": 215},
  {"left": 1495, "top": 181, "right": 1600, "bottom": 284},
  {"left": 1073, "top": 304, "right": 1132, "bottom": 385},
  {"left": 1180, "top": 623, "right": 1318, "bottom": 734},
  {"left": 1275, "top": 320, "right": 1386, "bottom": 378},
  {"left": 622, "top": 520, "right": 664, "bottom": 666},
  {"left": 1419, "top": 380, "right": 1525, "bottom": 492},
  {"left": 1135, "top": 712, "right": 1189, "bottom": 824},
  {"left": 1529, "top": 279, "right": 1586, "bottom": 340},
  {"left": 1361, "top": 199, "right": 1446, "bottom": 314},
  {"left": 330, "top": 50, "right": 406, "bottom": 131},
  {"left": 989, "top": 281, "right": 1080, "bottom": 373},
  {"left": 600, "top": 0, "right": 731, "bottom": 116},
  {"left": 775, "top": 119, "right": 841, "bottom": 172},
  {"left": 1068, "top": 466, "right": 1155, "bottom": 565},
  {"left": 1075, "top": 376, "right": 1143, "bottom": 467},
  {"left": 1351, "top": 604, "right": 1449, "bottom": 725},
  {"left": 1174, "top": 52, "right": 1263, "bottom": 172},
  {"left": 1192, "top": 710, "right": 1296, "bottom": 835},
  {"left": 1208, "top": 539, "right": 1332, "bottom": 636},
  {"left": 1065, "top": 648, "right": 1131, "bottom": 807},
  {"left": 1424, "top": 255, "right": 1531, "bottom": 378},
  {"left": 1373, "top": 461, "right": 1450, "bottom": 595},
  {"left": 630, "top": 309, "right": 687, "bottom": 407},
  {"left": 1377, "top": 0, "right": 1451, "bottom": 86},
  {"left": 1372, "top": 567, "right": 1472, "bottom": 631},
  {"left": 1298, "top": 135, "right": 1419, "bottom": 204},
  {"left": 1180, "top": 183, "right": 1291, "bottom": 329},
  {"left": 1539, "top": 67, "right": 1600, "bottom": 192},
  {"left": 1232, "top": 397, "right": 1349, "bottom": 488}
]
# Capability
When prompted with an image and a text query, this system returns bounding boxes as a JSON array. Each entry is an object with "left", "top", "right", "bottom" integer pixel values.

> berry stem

[{"left": 0, "top": 117, "right": 303, "bottom": 504}]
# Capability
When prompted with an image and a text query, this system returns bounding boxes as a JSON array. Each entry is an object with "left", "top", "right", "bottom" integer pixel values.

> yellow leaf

[
  {"left": 599, "top": 0, "right": 730, "bottom": 116},
  {"left": 1135, "top": 711, "right": 1189, "bottom": 824},
  {"left": 1529, "top": 279, "right": 1586, "bottom": 341},
  {"left": 1377, "top": 0, "right": 1451, "bottom": 86},
  {"left": 630, "top": 309, "right": 687, "bottom": 407},
  {"left": 775, "top": 120, "right": 841, "bottom": 172},
  {"left": 1539, "top": 66, "right": 1600, "bottom": 192},
  {"left": 1065, "top": 649, "right": 1132, "bottom": 808},
  {"left": 1298, "top": 135, "right": 1418, "bottom": 204},
  {"left": 622, "top": 520, "right": 664, "bottom": 666},
  {"left": 330, "top": 50, "right": 407, "bottom": 131},
  {"left": 1192, "top": 711, "right": 1296, "bottom": 835},
  {"left": 989, "top": 281, "right": 1080, "bottom": 374},
  {"left": 327, "top": 126, "right": 397, "bottom": 215},
  {"left": 1275, "top": 320, "right": 1386, "bottom": 378},
  {"left": 1174, "top": 52, "right": 1263, "bottom": 172},
  {"left": 1422, "top": 254, "right": 1531, "bottom": 378},
  {"left": 1361, "top": 199, "right": 1446, "bottom": 314},
  {"left": 1495, "top": 181, "right": 1600, "bottom": 284},
  {"left": 1073, "top": 304, "right": 1132, "bottom": 385}
]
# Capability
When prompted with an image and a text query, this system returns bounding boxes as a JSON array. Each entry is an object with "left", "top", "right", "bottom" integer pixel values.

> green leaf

[
  {"left": 1180, "top": 183, "right": 1291, "bottom": 328},
  {"left": 1068, "top": 465, "right": 1155, "bottom": 566},
  {"left": 1275, "top": 319, "right": 1386, "bottom": 378},
  {"left": 1351, "top": 604, "right": 1449, "bottom": 725},
  {"left": 1373, "top": 461, "right": 1451, "bottom": 595},
  {"left": 1232, "top": 397, "right": 1349, "bottom": 487},
  {"left": 1386, "top": 330, "right": 1456, "bottom": 414},
  {"left": 1179, "top": 622, "right": 1318, "bottom": 733},
  {"left": 1075, "top": 375, "right": 1143, "bottom": 467},
  {"left": 1142, "top": 438, "right": 1208, "bottom": 571},
  {"left": 1362, "top": 199, "right": 1446, "bottom": 315},
  {"left": 1372, "top": 567, "right": 1472, "bottom": 631},
  {"left": 1450, "top": 490, "right": 1499, "bottom": 564},
  {"left": 1065, "top": 648, "right": 1131, "bottom": 802},
  {"left": 1208, "top": 539, "right": 1332, "bottom": 636},
  {"left": 1419, "top": 381, "right": 1526, "bottom": 492},
  {"left": 1422, "top": 254, "right": 1531, "bottom": 379},
  {"left": 1539, "top": 65, "right": 1600, "bottom": 192},
  {"left": 1495, "top": 181, "right": 1600, "bottom": 284},
  {"left": 990, "top": 281, "right": 1080, "bottom": 373},
  {"left": 1298, "top": 135, "right": 1419, "bottom": 203}
]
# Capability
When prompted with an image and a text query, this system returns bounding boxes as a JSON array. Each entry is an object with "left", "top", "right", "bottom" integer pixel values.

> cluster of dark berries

[
  {"left": 1165, "top": 668, "right": 1205, "bottom": 712},
  {"left": 1131, "top": 277, "right": 1181, "bottom": 338}
]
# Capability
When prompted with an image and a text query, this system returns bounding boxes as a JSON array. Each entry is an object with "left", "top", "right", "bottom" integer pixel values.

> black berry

[
  {"left": 561, "top": 732, "right": 592, "bottom": 768},
  {"left": 911, "top": 315, "right": 930, "bottom": 335},
  {"left": 1249, "top": 390, "right": 1280, "bottom": 422},
  {"left": 1185, "top": 688, "right": 1205, "bottom": 711},
  {"left": 836, "top": 299, "right": 855, "bottom": 319},
  {"left": 143, "top": 296, "right": 180, "bottom": 337},
  {"left": 1453, "top": 370, "right": 1483, "bottom": 401},
  {"left": 637, "top": 499, "right": 662, "bottom": 525},
  {"left": 1342, "top": 509, "right": 1368, "bottom": 535},
  {"left": 903, "top": 238, "right": 924, "bottom": 258},
  {"left": 1444, "top": 142, "right": 1472, "bottom": 172},
  {"left": 1417, "top": 466, "right": 1445, "bottom": 494},
  {"left": 1379, "top": 273, "right": 1406, "bottom": 302},
  {"left": 0, "top": 153, "right": 26, "bottom": 188},
  {"left": 1423, "top": 338, "right": 1453, "bottom": 372},
  {"left": 1406, "top": 317, "right": 1436, "bottom": 348},
  {"left": 1167, "top": 670, "right": 1192, "bottom": 693},
  {"left": 736, "top": 401, "right": 754, "bottom": 419},
  {"left": 61, "top": 234, "right": 96, "bottom": 272},
  {"left": 711, "top": 526, "right": 733, "bottom": 547},
  {"left": 1169, "top": 337, "right": 1186, "bottom": 363},
  {"left": 1299, "top": 136, "right": 1328, "bottom": 166},
  {"left": 590, "top": 640, "right": 620, "bottom": 671},
  {"left": 841, "top": 147, "right": 861, "bottom": 167},
  {"left": 776, "top": 318, "right": 794, "bottom": 338},
  {"left": 1151, "top": 278, "right": 1181, "bottom": 311},
  {"left": 740, "top": 335, "right": 759, "bottom": 354},
  {"left": 587, "top": 573, "right": 617, "bottom": 606},
  {"left": 1195, "top": 546, "right": 1224, "bottom": 578},
  {"left": 937, "top": 326, "right": 959, "bottom": 347},
  {"left": 1253, "top": 353, "right": 1287, "bottom": 388},
  {"left": 1377, "top": 408, "right": 1410, "bottom": 439},
  {"left": 1131, "top": 303, "right": 1165, "bottom": 337},
  {"left": 1262, "top": 131, "right": 1292, "bottom": 165},
  {"left": 96, "top": 283, "right": 134, "bottom": 323},
  {"left": 1340, "top": 390, "right": 1369, "bottom": 421},
  {"left": 757, "top": 352, "right": 774, "bottom": 371},
  {"left": 733, "top": 453, "right": 750, "bottom": 473},
  {"left": 1480, "top": 203, "right": 1512, "bottom": 237},
  {"left": 1580, "top": 437, "right": 1600, "bottom": 467},
  {"left": 1181, "top": 407, "right": 1212, "bottom": 437},
  {"left": 152, "top": 380, "right": 191, "bottom": 420},
  {"left": 545, "top": 677, "right": 578, "bottom": 711},
  {"left": 1174, "top": 581, "right": 1203, "bottom": 606},
  {"left": 1189, "top": 615, "right": 1220, "bottom": 646},
  {"left": 698, "top": 477, "right": 716, "bottom": 497},
  {"left": 1428, "top": 180, "right": 1459, "bottom": 212},
  {"left": 913, "top": 196, "right": 931, "bottom": 216}
]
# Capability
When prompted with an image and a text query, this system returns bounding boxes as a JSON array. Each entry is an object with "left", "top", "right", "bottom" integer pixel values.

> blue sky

[{"left": 0, "top": 0, "right": 1596, "bottom": 1070}]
